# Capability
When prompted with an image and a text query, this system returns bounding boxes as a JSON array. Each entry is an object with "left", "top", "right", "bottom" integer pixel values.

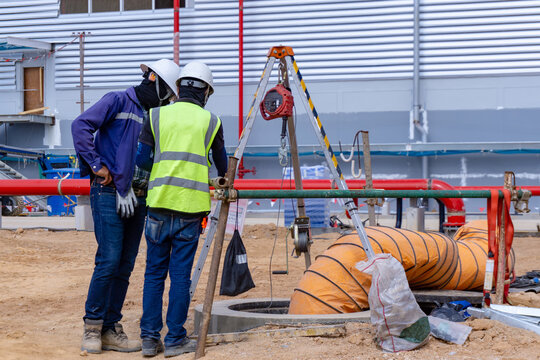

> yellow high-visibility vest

[{"left": 146, "top": 101, "right": 221, "bottom": 213}]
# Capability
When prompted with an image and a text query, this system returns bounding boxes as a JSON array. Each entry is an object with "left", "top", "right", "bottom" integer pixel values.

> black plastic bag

[
  {"left": 430, "top": 302, "right": 469, "bottom": 322},
  {"left": 219, "top": 229, "right": 255, "bottom": 296}
]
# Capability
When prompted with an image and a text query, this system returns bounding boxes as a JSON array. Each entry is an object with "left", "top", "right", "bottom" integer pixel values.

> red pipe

[
  {"left": 0, "top": 179, "right": 90, "bottom": 196},
  {"left": 237, "top": 0, "right": 245, "bottom": 178},
  {"left": 238, "top": 0, "right": 243, "bottom": 140},
  {"left": 173, "top": 0, "right": 180, "bottom": 65},
  {"left": 428, "top": 179, "right": 466, "bottom": 226},
  {"left": 3, "top": 179, "right": 539, "bottom": 228},
  {"left": 0, "top": 179, "right": 463, "bottom": 225}
]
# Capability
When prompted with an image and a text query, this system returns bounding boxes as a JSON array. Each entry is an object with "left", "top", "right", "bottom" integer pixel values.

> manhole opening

[
  {"left": 229, "top": 300, "right": 290, "bottom": 314},
  {"left": 225, "top": 298, "right": 471, "bottom": 316},
  {"left": 227, "top": 300, "right": 443, "bottom": 315}
]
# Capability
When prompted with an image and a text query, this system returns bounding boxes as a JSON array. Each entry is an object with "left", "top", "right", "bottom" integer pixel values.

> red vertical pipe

[
  {"left": 239, "top": 0, "right": 244, "bottom": 139},
  {"left": 238, "top": 0, "right": 245, "bottom": 177},
  {"left": 173, "top": 0, "right": 180, "bottom": 65},
  {"left": 429, "top": 179, "right": 466, "bottom": 227}
]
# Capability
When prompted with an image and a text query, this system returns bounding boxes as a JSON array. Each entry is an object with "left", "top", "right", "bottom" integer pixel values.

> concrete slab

[
  {"left": 193, "top": 298, "right": 370, "bottom": 335},
  {"left": 2, "top": 211, "right": 538, "bottom": 234},
  {"left": 1, "top": 214, "right": 76, "bottom": 230}
]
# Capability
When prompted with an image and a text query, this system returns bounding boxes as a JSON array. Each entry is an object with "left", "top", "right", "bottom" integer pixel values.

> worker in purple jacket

[{"left": 71, "top": 59, "right": 179, "bottom": 355}]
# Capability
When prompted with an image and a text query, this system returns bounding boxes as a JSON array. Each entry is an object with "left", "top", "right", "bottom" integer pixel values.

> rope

[
  {"left": 57, "top": 173, "right": 70, "bottom": 196},
  {"left": 266, "top": 145, "right": 290, "bottom": 309}
]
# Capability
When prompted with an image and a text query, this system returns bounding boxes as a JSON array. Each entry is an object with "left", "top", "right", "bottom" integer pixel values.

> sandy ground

[{"left": 1, "top": 223, "right": 540, "bottom": 360}]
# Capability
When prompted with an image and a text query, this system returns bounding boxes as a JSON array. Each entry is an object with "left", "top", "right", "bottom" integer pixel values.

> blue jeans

[
  {"left": 140, "top": 209, "right": 202, "bottom": 347},
  {"left": 84, "top": 183, "right": 146, "bottom": 330}
]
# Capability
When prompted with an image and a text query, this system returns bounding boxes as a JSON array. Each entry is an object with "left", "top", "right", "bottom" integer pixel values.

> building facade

[{"left": 1, "top": 0, "right": 540, "bottom": 214}]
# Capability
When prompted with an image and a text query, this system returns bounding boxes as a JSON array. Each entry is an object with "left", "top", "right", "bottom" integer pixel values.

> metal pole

[
  {"left": 238, "top": 0, "right": 244, "bottom": 141},
  {"left": 237, "top": 0, "right": 245, "bottom": 176},
  {"left": 412, "top": 0, "right": 420, "bottom": 127},
  {"left": 189, "top": 201, "right": 221, "bottom": 301},
  {"left": 233, "top": 189, "right": 500, "bottom": 199},
  {"left": 195, "top": 157, "right": 239, "bottom": 359},
  {"left": 233, "top": 57, "right": 275, "bottom": 161},
  {"left": 495, "top": 172, "right": 514, "bottom": 304},
  {"left": 79, "top": 32, "right": 85, "bottom": 114},
  {"left": 281, "top": 58, "right": 310, "bottom": 267},
  {"left": 361, "top": 131, "right": 376, "bottom": 226},
  {"left": 173, "top": 0, "right": 180, "bottom": 65},
  {"left": 494, "top": 205, "right": 506, "bottom": 304},
  {"left": 413, "top": 0, "right": 430, "bottom": 192}
]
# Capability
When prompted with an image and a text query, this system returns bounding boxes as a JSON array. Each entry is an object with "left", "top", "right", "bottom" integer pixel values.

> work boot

[
  {"left": 164, "top": 338, "right": 197, "bottom": 358},
  {"left": 142, "top": 338, "right": 164, "bottom": 357},
  {"left": 81, "top": 319, "right": 103, "bottom": 354},
  {"left": 101, "top": 323, "right": 141, "bottom": 352}
]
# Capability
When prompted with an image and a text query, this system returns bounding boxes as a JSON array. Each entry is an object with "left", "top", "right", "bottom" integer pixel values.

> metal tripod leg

[
  {"left": 234, "top": 57, "right": 276, "bottom": 159},
  {"left": 285, "top": 56, "right": 376, "bottom": 259},
  {"left": 189, "top": 57, "right": 276, "bottom": 301},
  {"left": 189, "top": 201, "right": 220, "bottom": 300},
  {"left": 279, "top": 58, "right": 311, "bottom": 268}
]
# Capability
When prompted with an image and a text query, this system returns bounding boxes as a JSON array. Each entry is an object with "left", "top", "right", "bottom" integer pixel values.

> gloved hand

[{"left": 116, "top": 187, "right": 138, "bottom": 219}]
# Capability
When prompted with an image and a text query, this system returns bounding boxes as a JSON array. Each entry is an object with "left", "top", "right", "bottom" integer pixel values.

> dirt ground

[{"left": 1, "top": 223, "right": 540, "bottom": 360}]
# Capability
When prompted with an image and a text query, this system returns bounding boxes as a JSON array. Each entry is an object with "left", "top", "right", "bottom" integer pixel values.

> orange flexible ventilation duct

[{"left": 288, "top": 220, "right": 515, "bottom": 315}]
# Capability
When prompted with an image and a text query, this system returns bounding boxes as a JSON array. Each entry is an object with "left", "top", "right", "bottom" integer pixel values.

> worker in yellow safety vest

[{"left": 135, "top": 61, "right": 227, "bottom": 358}]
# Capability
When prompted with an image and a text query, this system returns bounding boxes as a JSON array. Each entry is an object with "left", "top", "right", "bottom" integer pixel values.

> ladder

[{"left": 190, "top": 46, "right": 376, "bottom": 300}]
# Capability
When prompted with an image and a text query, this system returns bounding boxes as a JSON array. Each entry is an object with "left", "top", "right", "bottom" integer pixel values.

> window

[
  {"left": 156, "top": 0, "right": 185, "bottom": 9},
  {"left": 60, "top": 0, "right": 88, "bottom": 14},
  {"left": 124, "top": 0, "right": 152, "bottom": 11},
  {"left": 93, "top": 0, "right": 119, "bottom": 12},
  {"left": 60, "top": 0, "right": 185, "bottom": 14}
]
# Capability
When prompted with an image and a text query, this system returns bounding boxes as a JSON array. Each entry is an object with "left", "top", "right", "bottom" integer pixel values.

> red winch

[{"left": 259, "top": 83, "right": 294, "bottom": 120}]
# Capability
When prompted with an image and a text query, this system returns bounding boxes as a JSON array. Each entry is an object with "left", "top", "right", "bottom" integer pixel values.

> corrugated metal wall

[
  {"left": 421, "top": 0, "right": 540, "bottom": 77},
  {"left": 239, "top": 0, "right": 414, "bottom": 81},
  {"left": 1, "top": 0, "right": 540, "bottom": 90},
  {"left": 0, "top": 61, "right": 17, "bottom": 90}
]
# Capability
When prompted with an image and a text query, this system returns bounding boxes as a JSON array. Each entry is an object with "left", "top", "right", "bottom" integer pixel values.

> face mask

[
  {"left": 177, "top": 85, "right": 209, "bottom": 107},
  {"left": 152, "top": 72, "right": 173, "bottom": 105},
  {"left": 136, "top": 72, "right": 174, "bottom": 109}
]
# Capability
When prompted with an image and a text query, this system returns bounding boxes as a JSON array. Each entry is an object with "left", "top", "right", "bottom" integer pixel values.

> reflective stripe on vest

[{"left": 147, "top": 102, "right": 221, "bottom": 213}]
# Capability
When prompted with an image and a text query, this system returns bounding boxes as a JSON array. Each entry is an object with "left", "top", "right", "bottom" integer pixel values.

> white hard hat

[
  {"left": 140, "top": 59, "right": 180, "bottom": 97},
  {"left": 177, "top": 61, "right": 214, "bottom": 95}
]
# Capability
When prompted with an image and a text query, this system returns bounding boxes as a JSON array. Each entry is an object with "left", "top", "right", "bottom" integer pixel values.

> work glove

[{"left": 116, "top": 187, "right": 138, "bottom": 219}]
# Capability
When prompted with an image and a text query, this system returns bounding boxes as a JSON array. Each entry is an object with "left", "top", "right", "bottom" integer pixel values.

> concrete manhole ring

[{"left": 194, "top": 298, "right": 370, "bottom": 334}]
